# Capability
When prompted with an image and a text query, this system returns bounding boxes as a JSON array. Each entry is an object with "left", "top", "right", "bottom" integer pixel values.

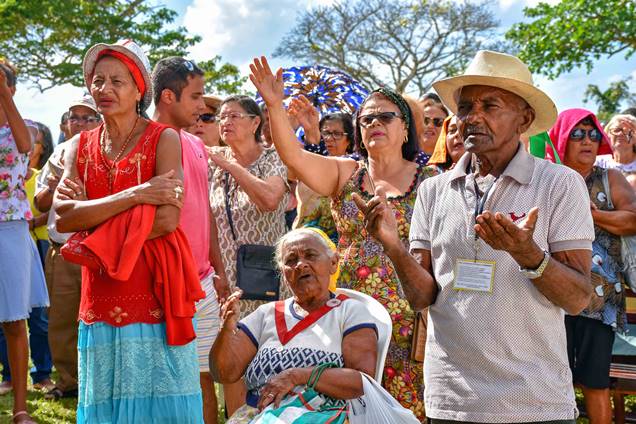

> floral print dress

[{"left": 332, "top": 161, "right": 436, "bottom": 421}]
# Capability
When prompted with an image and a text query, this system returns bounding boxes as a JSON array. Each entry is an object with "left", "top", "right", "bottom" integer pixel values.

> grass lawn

[{"left": 0, "top": 372, "right": 228, "bottom": 423}]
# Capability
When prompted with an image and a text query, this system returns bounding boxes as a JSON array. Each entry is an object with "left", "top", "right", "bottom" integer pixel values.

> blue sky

[{"left": 13, "top": 0, "right": 636, "bottom": 140}]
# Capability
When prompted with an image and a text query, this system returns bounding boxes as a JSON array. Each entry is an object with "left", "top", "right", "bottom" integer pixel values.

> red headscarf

[
  {"left": 547, "top": 108, "right": 611, "bottom": 162},
  {"left": 95, "top": 49, "right": 146, "bottom": 96}
]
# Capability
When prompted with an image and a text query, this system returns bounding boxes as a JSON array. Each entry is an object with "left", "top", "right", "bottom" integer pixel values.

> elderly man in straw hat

[{"left": 353, "top": 50, "right": 594, "bottom": 422}]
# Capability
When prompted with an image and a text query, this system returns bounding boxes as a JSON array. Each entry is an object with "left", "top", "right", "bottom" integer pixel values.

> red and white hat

[{"left": 82, "top": 39, "right": 153, "bottom": 111}]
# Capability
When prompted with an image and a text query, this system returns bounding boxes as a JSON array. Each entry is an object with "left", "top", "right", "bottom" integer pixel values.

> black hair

[
  {"left": 34, "top": 122, "right": 54, "bottom": 169},
  {"left": 422, "top": 92, "right": 442, "bottom": 103},
  {"left": 221, "top": 95, "right": 264, "bottom": 142},
  {"left": 578, "top": 116, "right": 598, "bottom": 130},
  {"left": 151, "top": 57, "right": 204, "bottom": 105},
  {"left": 319, "top": 112, "right": 354, "bottom": 154},
  {"left": 621, "top": 107, "right": 636, "bottom": 119},
  {"left": 0, "top": 62, "right": 17, "bottom": 88},
  {"left": 353, "top": 92, "right": 419, "bottom": 161}
]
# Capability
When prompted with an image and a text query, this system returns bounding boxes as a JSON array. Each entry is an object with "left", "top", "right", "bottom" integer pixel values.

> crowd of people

[{"left": 0, "top": 38, "right": 636, "bottom": 424}]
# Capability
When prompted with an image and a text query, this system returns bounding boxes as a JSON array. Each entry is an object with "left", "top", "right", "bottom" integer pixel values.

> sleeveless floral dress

[{"left": 332, "top": 161, "right": 436, "bottom": 421}]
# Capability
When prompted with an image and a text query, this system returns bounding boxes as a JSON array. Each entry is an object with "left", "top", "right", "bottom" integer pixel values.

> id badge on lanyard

[{"left": 453, "top": 176, "right": 498, "bottom": 293}]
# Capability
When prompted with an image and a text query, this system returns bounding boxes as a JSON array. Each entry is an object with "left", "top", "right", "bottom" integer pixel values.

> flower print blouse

[{"left": 0, "top": 120, "right": 36, "bottom": 221}]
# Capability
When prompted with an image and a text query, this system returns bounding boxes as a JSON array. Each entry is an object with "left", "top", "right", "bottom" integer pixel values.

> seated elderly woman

[{"left": 210, "top": 228, "right": 378, "bottom": 423}]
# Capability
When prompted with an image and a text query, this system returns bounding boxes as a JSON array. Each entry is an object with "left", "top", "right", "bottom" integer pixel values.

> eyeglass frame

[
  {"left": 569, "top": 127, "right": 603, "bottom": 143},
  {"left": 608, "top": 126, "right": 634, "bottom": 140},
  {"left": 321, "top": 130, "right": 348, "bottom": 139},
  {"left": 357, "top": 111, "right": 404, "bottom": 128},
  {"left": 197, "top": 113, "right": 217, "bottom": 124},
  {"left": 217, "top": 112, "right": 257, "bottom": 122},
  {"left": 423, "top": 117, "right": 444, "bottom": 127}
]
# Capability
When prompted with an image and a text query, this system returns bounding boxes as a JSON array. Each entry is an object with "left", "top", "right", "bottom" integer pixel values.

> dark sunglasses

[
  {"left": 570, "top": 128, "right": 602, "bottom": 142},
  {"left": 197, "top": 113, "right": 216, "bottom": 123},
  {"left": 358, "top": 112, "right": 403, "bottom": 128},
  {"left": 423, "top": 117, "right": 444, "bottom": 127},
  {"left": 183, "top": 60, "right": 196, "bottom": 72}
]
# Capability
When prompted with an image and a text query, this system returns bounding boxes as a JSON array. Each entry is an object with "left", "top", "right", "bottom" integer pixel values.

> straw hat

[
  {"left": 433, "top": 50, "right": 557, "bottom": 136},
  {"left": 203, "top": 94, "right": 223, "bottom": 112},
  {"left": 82, "top": 39, "right": 153, "bottom": 111}
]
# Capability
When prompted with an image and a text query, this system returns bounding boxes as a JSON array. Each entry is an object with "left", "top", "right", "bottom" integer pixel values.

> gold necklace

[{"left": 100, "top": 115, "right": 140, "bottom": 192}]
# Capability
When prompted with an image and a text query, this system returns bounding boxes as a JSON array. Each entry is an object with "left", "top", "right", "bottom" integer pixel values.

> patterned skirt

[{"left": 77, "top": 321, "right": 203, "bottom": 424}]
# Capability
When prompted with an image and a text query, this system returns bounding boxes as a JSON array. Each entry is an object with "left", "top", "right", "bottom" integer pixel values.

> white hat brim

[
  {"left": 82, "top": 43, "right": 153, "bottom": 112},
  {"left": 433, "top": 75, "right": 557, "bottom": 136}
]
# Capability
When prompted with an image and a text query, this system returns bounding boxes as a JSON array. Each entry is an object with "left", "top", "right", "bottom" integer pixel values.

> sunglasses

[
  {"left": 569, "top": 128, "right": 603, "bottom": 142},
  {"left": 182, "top": 60, "right": 196, "bottom": 72},
  {"left": 423, "top": 117, "right": 444, "bottom": 127},
  {"left": 198, "top": 113, "right": 216, "bottom": 123},
  {"left": 358, "top": 112, "right": 403, "bottom": 128}
]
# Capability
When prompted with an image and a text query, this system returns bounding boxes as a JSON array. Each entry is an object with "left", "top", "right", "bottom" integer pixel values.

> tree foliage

[
  {"left": 584, "top": 78, "right": 636, "bottom": 123},
  {"left": 506, "top": 0, "right": 636, "bottom": 79},
  {"left": 273, "top": 0, "right": 499, "bottom": 96},
  {"left": 0, "top": 0, "right": 200, "bottom": 91},
  {"left": 197, "top": 56, "right": 249, "bottom": 96}
]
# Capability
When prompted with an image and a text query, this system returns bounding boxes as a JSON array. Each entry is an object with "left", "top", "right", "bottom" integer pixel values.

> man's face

[
  {"left": 68, "top": 105, "right": 100, "bottom": 137},
  {"left": 455, "top": 85, "right": 533, "bottom": 155},
  {"left": 172, "top": 74, "right": 205, "bottom": 128}
]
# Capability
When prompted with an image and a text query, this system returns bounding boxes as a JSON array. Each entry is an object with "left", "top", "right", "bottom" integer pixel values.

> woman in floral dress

[{"left": 249, "top": 57, "right": 436, "bottom": 421}]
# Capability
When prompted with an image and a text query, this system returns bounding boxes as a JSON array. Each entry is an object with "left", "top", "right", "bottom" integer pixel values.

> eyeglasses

[
  {"left": 217, "top": 112, "right": 257, "bottom": 122},
  {"left": 197, "top": 113, "right": 216, "bottom": 123},
  {"left": 423, "top": 117, "right": 444, "bottom": 127},
  {"left": 569, "top": 128, "right": 603, "bottom": 142},
  {"left": 68, "top": 116, "right": 100, "bottom": 124},
  {"left": 358, "top": 112, "right": 403, "bottom": 128},
  {"left": 608, "top": 126, "right": 634, "bottom": 140},
  {"left": 321, "top": 131, "right": 348, "bottom": 139}
]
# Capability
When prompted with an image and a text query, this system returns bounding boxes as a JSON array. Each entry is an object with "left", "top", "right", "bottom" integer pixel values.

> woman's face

[
  {"left": 422, "top": 105, "right": 447, "bottom": 148},
  {"left": 564, "top": 121, "right": 601, "bottom": 171},
  {"left": 607, "top": 119, "right": 636, "bottom": 157},
  {"left": 188, "top": 105, "right": 220, "bottom": 147},
  {"left": 358, "top": 96, "right": 407, "bottom": 156},
  {"left": 445, "top": 116, "right": 465, "bottom": 163},
  {"left": 321, "top": 119, "right": 349, "bottom": 156},
  {"left": 281, "top": 233, "right": 337, "bottom": 302},
  {"left": 218, "top": 101, "right": 260, "bottom": 146},
  {"left": 90, "top": 56, "right": 141, "bottom": 116}
]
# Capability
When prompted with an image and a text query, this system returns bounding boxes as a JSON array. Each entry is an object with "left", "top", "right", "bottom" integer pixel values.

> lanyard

[{"left": 471, "top": 176, "right": 498, "bottom": 260}]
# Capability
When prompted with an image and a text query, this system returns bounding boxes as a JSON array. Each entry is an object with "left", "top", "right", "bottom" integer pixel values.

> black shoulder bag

[{"left": 223, "top": 172, "right": 280, "bottom": 301}]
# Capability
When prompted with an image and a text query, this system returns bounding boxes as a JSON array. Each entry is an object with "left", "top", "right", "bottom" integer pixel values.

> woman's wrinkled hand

[
  {"left": 220, "top": 289, "right": 242, "bottom": 330},
  {"left": 249, "top": 57, "right": 285, "bottom": 107},
  {"left": 208, "top": 150, "right": 238, "bottom": 173},
  {"left": 133, "top": 170, "right": 184, "bottom": 208},
  {"left": 288, "top": 96, "right": 321, "bottom": 144},
  {"left": 56, "top": 177, "right": 87, "bottom": 201},
  {"left": 257, "top": 368, "right": 298, "bottom": 411},
  {"left": 352, "top": 187, "right": 402, "bottom": 251}
]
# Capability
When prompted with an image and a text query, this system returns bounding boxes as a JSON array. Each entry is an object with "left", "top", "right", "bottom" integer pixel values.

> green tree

[
  {"left": 506, "top": 0, "right": 636, "bottom": 79},
  {"left": 584, "top": 78, "right": 636, "bottom": 123},
  {"left": 197, "top": 56, "right": 249, "bottom": 96},
  {"left": 274, "top": 0, "right": 499, "bottom": 96},
  {"left": 0, "top": 0, "right": 200, "bottom": 91}
]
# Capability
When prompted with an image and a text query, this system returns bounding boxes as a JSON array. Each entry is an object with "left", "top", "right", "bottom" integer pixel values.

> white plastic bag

[{"left": 348, "top": 373, "right": 420, "bottom": 424}]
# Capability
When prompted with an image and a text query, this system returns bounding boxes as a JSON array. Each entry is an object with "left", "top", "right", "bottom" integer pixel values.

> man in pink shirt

[{"left": 152, "top": 57, "right": 229, "bottom": 424}]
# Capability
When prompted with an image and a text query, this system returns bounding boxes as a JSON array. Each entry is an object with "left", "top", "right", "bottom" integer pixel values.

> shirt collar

[{"left": 449, "top": 142, "right": 535, "bottom": 185}]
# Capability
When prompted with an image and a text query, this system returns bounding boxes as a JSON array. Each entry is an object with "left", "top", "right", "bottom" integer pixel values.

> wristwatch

[{"left": 519, "top": 250, "right": 550, "bottom": 279}]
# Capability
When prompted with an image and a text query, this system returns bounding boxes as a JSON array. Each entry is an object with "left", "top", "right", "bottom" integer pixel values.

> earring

[
  {"left": 403, "top": 136, "right": 408, "bottom": 144},
  {"left": 136, "top": 101, "right": 141, "bottom": 116}
]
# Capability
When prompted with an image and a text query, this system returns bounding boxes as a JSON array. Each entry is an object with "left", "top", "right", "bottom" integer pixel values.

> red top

[{"left": 75, "top": 121, "right": 205, "bottom": 344}]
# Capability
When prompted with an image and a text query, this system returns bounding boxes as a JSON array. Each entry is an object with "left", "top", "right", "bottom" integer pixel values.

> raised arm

[
  {"left": 0, "top": 70, "right": 33, "bottom": 153},
  {"left": 55, "top": 130, "right": 184, "bottom": 233},
  {"left": 591, "top": 168, "right": 636, "bottom": 236},
  {"left": 209, "top": 150, "right": 287, "bottom": 212},
  {"left": 249, "top": 57, "right": 357, "bottom": 197},
  {"left": 209, "top": 291, "right": 257, "bottom": 384}
]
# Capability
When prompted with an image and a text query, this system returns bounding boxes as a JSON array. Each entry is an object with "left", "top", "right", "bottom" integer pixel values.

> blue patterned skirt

[{"left": 77, "top": 321, "right": 203, "bottom": 424}]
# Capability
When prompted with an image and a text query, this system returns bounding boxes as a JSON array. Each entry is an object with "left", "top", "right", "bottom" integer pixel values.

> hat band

[{"left": 94, "top": 49, "right": 146, "bottom": 98}]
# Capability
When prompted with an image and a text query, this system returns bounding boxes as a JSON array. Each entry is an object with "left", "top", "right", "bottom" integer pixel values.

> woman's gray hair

[
  {"left": 605, "top": 114, "right": 636, "bottom": 133},
  {"left": 274, "top": 228, "right": 336, "bottom": 269}
]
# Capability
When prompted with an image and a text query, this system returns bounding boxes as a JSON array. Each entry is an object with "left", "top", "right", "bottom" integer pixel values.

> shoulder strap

[{"left": 601, "top": 168, "right": 614, "bottom": 210}]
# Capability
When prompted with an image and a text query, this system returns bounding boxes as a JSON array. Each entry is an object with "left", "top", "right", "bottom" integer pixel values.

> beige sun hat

[
  {"left": 82, "top": 39, "right": 153, "bottom": 111},
  {"left": 203, "top": 94, "right": 223, "bottom": 112},
  {"left": 433, "top": 50, "right": 557, "bottom": 136},
  {"left": 68, "top": 94, "right": 98, "bottom": 113}
]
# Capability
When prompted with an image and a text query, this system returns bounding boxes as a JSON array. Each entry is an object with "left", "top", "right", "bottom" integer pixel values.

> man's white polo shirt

[{"left": 409, "top": 144, "right": 593, "bottom": 422}]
